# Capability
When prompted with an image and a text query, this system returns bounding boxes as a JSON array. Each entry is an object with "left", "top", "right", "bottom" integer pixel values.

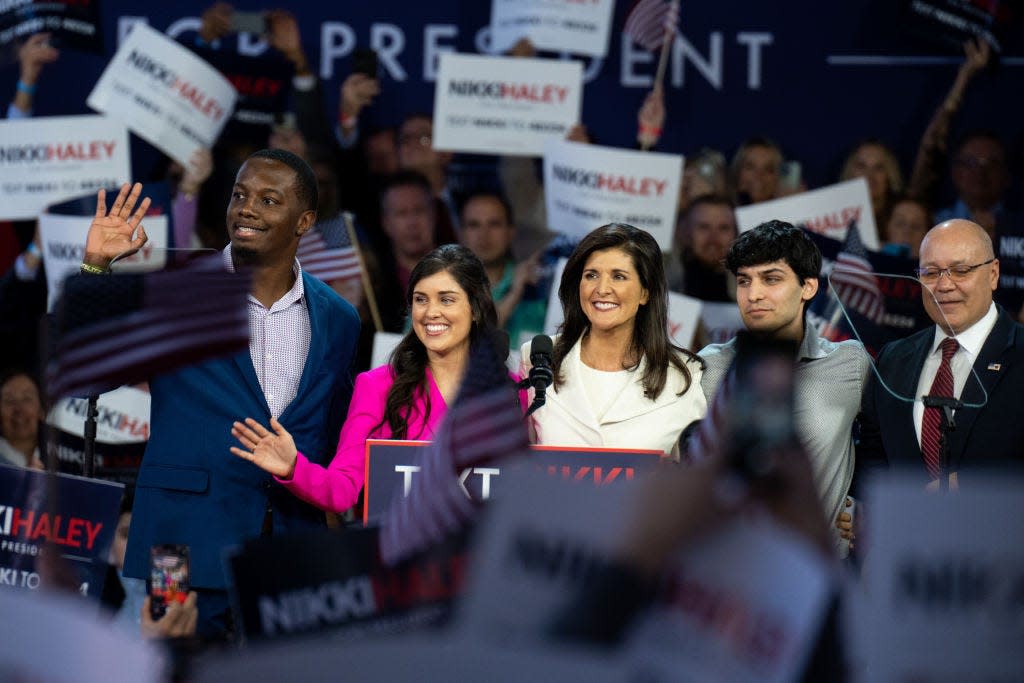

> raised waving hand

[{"left": 83, "top": 183, "right": 151, "bottom": 270}]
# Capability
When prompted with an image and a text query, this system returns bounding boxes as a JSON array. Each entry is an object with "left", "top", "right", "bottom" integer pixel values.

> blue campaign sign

[
  {"left": 0, "top": 465, "right": 124, "bottom": 598},
  {"left": 364, "top": 440, "right": 664, "bottom": 524},
  {"left": 9, "top": 1, "right": 1022, "bottom": 190}
]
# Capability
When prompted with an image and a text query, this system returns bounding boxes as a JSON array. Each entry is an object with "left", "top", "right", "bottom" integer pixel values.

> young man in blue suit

[
  {"left": 80, "top": 149, "right": 361, "bottom": 638},
  {"left": 856, "top": 219, "right": 1024, "bottom": 490}
]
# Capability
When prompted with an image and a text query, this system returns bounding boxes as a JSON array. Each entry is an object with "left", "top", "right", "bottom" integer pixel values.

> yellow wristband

[{"left": 80, "top": 263, "right": 110, "bottom": 275}]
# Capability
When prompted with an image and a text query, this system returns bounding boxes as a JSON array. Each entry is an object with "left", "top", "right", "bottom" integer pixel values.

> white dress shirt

[{"left": 913, "top": 302, "right": 998, "bottom": 446}]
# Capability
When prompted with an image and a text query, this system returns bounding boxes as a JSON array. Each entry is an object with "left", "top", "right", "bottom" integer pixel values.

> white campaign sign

[
  {"left": 699, "top": 301, "right": 745, "bottom": 346},
  {"left": 455, "top": 470, "right": 832, "bottom": 683},
  {"left": 433, "top": 54, "right": 582, "bottom": 157},
  {"left": 87, "top": 23, "right": 236, "bottom": 167},
  {"left": 668, "top": 292, "right": 702, "bottom": 349},
  {"left": 542, "top": 257, "right": 568, "bottom": 337},
  {"left": 39, "top": 212, "right": 168, "bottom": 312},
  {"left": 48, "top": 386, "right": 151, "bottom": 444},
  {"left": 490, "top": 0, "right": 616, "bottom": 57},
  {"left": 371, "top": 331, "right": 404, "bottom": 370},
  {"left": 543, "top": 139, "right": 682, "bottom": 251},
  {"left": 735, "top": 178, "right": 879, "bottom": 249},
  {"left": 0, "top": 116, "right": 130, "bottom": 221},
  {"left": 624, "top": 519, "right": 832, "bottom": 683},
  {"left": 858, "top": 473, "right": 1024, "bottom": 682}
]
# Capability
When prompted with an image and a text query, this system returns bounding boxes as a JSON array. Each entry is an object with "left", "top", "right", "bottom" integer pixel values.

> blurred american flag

[
  {"left": 296, "top": 214, "right": 361, "bottom": 285},
  {"left": 624, "top": 0, "right": 680, "bottom": 52},
  {"left": 47, "top": 257, "right": 251, "bottom": 400},
  {"left": 830, "top": 223, "right": 885, "bottom": 323},
  {"left": 379, "top": 331, "right": 528, "bottom": 566}
]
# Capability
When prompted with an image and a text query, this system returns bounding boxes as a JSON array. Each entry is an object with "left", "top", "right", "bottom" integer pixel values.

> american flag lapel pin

[{"left": 987, "top": 362, "right": 1001, "bottom": 371}]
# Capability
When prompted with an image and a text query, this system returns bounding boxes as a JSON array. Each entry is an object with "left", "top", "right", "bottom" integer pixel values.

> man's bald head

[
  {"left": 918, "top": 219, "right": 999, "bottom": 334},
  {"left": 920, "top": 219, "right": 995, "bottom": 261}
]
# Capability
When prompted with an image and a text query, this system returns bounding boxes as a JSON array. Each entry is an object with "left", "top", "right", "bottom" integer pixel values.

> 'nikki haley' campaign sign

[{"left": 0, "top": 465, "right": 123, "bottom": 598}]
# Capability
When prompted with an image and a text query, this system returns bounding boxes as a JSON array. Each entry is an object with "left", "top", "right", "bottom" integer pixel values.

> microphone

[{"left": 525, "top": 334, "right": 553, "bottom": 416}]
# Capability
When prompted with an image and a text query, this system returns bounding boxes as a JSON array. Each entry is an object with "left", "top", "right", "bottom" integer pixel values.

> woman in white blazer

[{"left": 520, "top": 224, "right": 706, "bottom": 459}]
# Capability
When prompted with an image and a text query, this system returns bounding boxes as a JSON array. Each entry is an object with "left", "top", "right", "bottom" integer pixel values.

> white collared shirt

[
  {"left": 222, "top": 246, "right": 311, "bottom": 418},
  {"left": 913, "top": 302, "right": 998, "bottom": 446}
]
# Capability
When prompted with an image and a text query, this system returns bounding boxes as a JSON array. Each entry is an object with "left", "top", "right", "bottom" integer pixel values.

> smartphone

[
  {"left": 726, "top": 332, "right": 799, "bottom": 481},
  {"left": 149, "top": 544, "right": 190, "bottom": 620},
  {"left": 352, "top": 48, "right": 379, "bottom": 78},
  {"left": 229, "top": 11, "right": 266, "bottom": 35},
  {"left": 779, "top": 160, "right": 802, "bottom": 194}
]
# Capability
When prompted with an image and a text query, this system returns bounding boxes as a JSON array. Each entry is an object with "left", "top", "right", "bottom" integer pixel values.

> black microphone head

[{"left": 530, "top": 334, "right": 553, "bottom": 362}]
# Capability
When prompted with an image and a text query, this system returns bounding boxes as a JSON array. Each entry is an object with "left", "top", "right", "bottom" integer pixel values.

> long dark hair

[
  {"left": 553, "top": 223, "right": 701, "bottom": 400},
  {"left": 376, "top": 244, "right": 498, "bottom": 438}
]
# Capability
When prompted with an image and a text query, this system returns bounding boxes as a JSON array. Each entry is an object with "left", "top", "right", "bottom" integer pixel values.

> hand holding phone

[
  {"left": 229, "top": 11, "right": 266, "bottom": 35},
  {"left": 149, "top": 544, "right": 190, "bottom": 621},
  {"left": 726, "top": 332, "right": 799, "bottom": 482}
]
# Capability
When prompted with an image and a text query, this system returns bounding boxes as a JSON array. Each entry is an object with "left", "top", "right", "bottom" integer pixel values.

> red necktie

[{"left": 921, "top": 337, "right": 959, "bottom": 478}]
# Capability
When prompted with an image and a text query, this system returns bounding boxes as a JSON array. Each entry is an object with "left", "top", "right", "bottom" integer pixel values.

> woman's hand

[{"left": 230, "top": 417, "right": 299, "bottom": 479}]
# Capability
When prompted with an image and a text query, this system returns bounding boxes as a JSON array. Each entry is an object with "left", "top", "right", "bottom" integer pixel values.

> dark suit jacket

[
  {"left": 856, "top": 307, "right": 1024, "bottom": 491},
  {"left": 124, "top": 273, "right": 360, "bottom": 589}
]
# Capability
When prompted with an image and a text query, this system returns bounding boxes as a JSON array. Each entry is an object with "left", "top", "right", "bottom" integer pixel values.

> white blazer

[{"left": 520, "top": 336, "right": 706, "bottom": 459}]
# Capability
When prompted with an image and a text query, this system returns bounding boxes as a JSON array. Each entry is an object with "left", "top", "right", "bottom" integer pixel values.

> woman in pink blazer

[{"left": 230, "top": 244, "right": 501, "bottom": 513}]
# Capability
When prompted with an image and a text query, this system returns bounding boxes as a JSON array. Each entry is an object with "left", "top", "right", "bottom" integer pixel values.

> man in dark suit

[
  {"left": 80, "top": 149, "right": 360, "bottom": 637},
  {"left": 856, "top": 218, "right": 1024, "bottom": 492}
]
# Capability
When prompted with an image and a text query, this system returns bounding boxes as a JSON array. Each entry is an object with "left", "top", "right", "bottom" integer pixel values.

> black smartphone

[
  {"left": 726, "top": 332, "right": 799, "bottom": 481},
  {"left": 352, "top": 48, "right": 379, "bottom": 78},
  {"left": 229, "top": 11, "right": 266, "bottom": 35},
  {"left": 149, "top": 544, "right": 190, "bottom": 620}
]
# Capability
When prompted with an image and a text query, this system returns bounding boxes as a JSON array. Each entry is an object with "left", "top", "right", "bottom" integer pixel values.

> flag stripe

[
  {"left": 380, "top": 336, "right": 528, "bottom": 565},
  {"left": 624, "top": 0, "right": 679, "bottom": 51},
  {"left": 48, "top": 265, "right": 250, "bottom": 399},
  {"left": 296, "top": 217, "right": 361, "bottom": 284}
]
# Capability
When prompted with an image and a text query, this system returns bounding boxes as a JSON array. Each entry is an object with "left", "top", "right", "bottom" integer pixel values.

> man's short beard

[{"left": 232, "top": 245, "right": 262, "bottom": 267}]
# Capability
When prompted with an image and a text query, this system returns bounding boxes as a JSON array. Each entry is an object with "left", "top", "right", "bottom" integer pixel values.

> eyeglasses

[
  {"left": 914, "top": 259, "right": 995, "bottom": 282},
  {"left": 953, "top": 156, "right": 1004, "bottom": 171}
]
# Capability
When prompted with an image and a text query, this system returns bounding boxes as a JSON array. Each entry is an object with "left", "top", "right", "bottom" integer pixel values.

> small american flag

[
  {"left": 624, "top": 0, "right": 680, "bottom": 52},
  {"left": 47, "top": 257, "right": 251, "bottom": 400},
  {"left": 685, "top": 364, "right": 735, "bottom": 464},
  {"left": 379, "top": 331, "right": 528, "bottom": 566},
  {"left": 295, "top": 214, "right": 361, "bottom": 285},
  {"left": 829, "top": 223, "right": 885, "bottom": 324}
]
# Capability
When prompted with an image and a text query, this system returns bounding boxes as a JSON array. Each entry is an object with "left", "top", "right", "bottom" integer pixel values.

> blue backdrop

[{"left": 5, "top": 1, "right": 1022, "bottom": 195}]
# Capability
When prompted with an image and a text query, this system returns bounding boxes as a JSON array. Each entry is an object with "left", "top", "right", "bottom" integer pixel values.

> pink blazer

[{"left": 276, "top": 364, "right": 448, "bottom": 513}]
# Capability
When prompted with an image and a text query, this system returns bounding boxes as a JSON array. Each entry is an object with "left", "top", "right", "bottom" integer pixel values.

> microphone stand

[
  {"left": 517, "top": 377, "right": 546, "bottom": 418},
  {"left": 83, "top": 395, "right": 99, "bottom": 478},
  {"left": 922, "top": 395, "right": 962, "bottom": 491}
]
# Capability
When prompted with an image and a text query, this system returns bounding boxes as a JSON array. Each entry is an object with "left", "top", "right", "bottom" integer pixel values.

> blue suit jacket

[
  {"left": 124, "top": 272, "right": 360, "bottom": 589},
  {"left": 856, "top": 307, "right": 1024, "bottom": 491}
]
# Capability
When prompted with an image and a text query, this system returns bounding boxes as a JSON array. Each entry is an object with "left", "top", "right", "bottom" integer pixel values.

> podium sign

[
  {"left": 363, "top": 441, "right": 663, "bottom": 524},
  {"left": 0, "top": 465, "right": 123, "bottom": 598}
]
